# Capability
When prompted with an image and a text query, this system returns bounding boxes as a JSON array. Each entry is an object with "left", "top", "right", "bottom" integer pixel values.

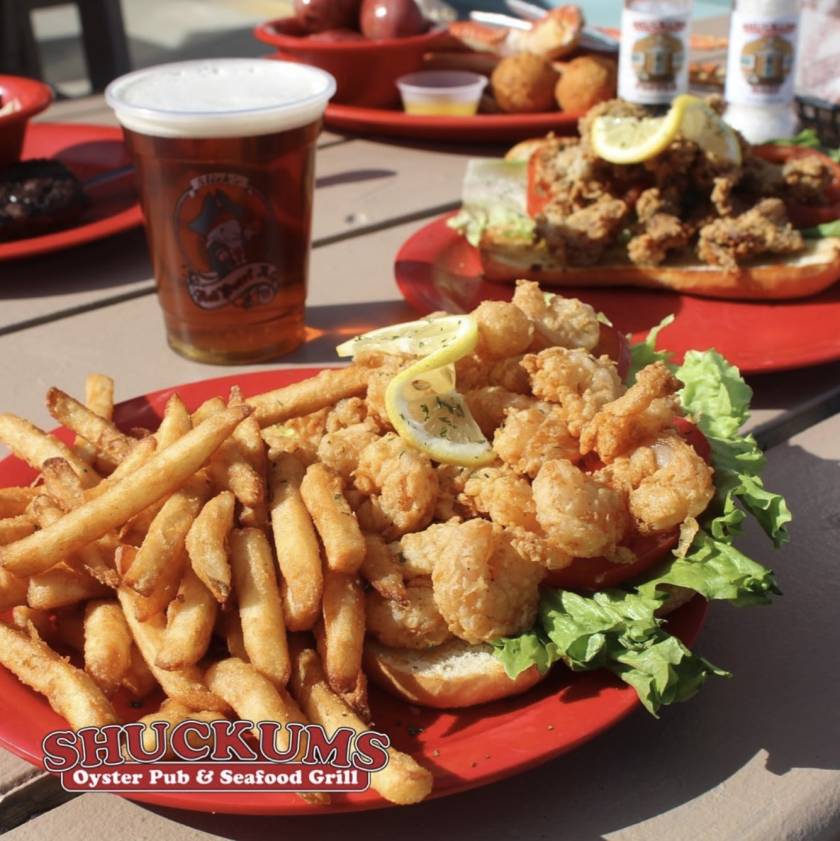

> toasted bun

[
  {"left": 364, "top": 638, "right": 545, "bottom": 709},
  {"left": 478, "top": 237, "right": 840, "bottom": 300}
]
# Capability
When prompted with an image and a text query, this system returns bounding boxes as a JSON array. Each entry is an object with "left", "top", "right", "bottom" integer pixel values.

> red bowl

[
  {"left": 0, "top": 75, "right": 53, "bottom": 169},
  {"left": 255, "top": 17, "right": 449, "bottom": 108}
]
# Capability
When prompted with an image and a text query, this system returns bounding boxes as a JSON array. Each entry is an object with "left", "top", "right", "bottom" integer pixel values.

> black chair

[{"left": 0, "top": 0, "right": 130, "bottom": 92}]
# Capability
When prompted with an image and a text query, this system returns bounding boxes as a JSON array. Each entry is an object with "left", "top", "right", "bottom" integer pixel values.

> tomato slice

[
  {"left": 754, "top": 144, "right": 840, "bottom": 229},
  {"left": 544, "top": 529, "right": 679, "bottom": 590},
  {"left": 526, "top": 149, "right": 552, "bottom": 219},
  {"left": 543, "top": 418, "right": 711, "bottom": 591}
]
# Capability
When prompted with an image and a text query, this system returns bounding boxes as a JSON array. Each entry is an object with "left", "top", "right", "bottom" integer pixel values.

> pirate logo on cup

[{"left": 176, "top": 172, "right": 280, "bottom": 310}]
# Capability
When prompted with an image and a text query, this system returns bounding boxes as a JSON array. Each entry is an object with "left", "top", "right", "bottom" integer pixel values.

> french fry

[
  {"left": 0, "top": 515, "right": 35, "bottom": 545},
  {"left": 83, "top": 599, "right": 132, "bottom": 695},
  {"left": 247, "top": 365, "right": 369, "bottom": 427},
  {"left": 28, "top": 492, "right": 118, "bottom": 589},
  {"left": 319, "top": 570, "right": 365, "bottom": 694},
  {"left": 0, "top": 568, "right": 28, "bottom": 609},
  {"left": 300, "top": 463, "right": 366, "bottom": 573},
  {"left": 137, "top": 699, "right": 227, "bottom": 756},
  {"left": 191, "top": 397, "right": 225, "bottom": 426},
  {"left": 0, "top": 621, "right": 118, "bottom": 728},
  {"left": 84, "top": 436, "right": 157, "bottom": 502},
  {"left": 117, "top": 587, "right": 228, "bottom": 712},
  {"left": 46, "top": 387, "right": 133, "bottom": 471},
  {"left": 28, "top": 566, "right": 110, "bottom": 610},
  {"left": 74, "top": 374, "right": 115, "bottom": 466},
  {"left": 205, "top": 656, "right": 329, "bottom": 806},
  {"left": 123, "top": 476, "right": 209, "bottom": 597},
  {"left": 0, "top": 405, "right": 251, "bottom": 576},
  {"left": 229, "top": 386, "right": 269, "bottom": 526},
  {"left": 10, "top": 606, "right": 56, "bottom": 643},
  {"left": 83, "top": 373, "right": 114, "bottom": 419},
  {"left": 121, "top": 644, "right": 157, "bottom": 699},
  {"left": 230, "top": 527, "right": 290, "bottom": 687},
  {"left": 154, "top": 394, "right": 192, "bottom": 450},
  {"left": 289, "top": 642, "right": 433, "bottom": 805},
  {"left": 185, "top": 491, "right": 235, "bottom": 604},
  {"left": 116, "top": 544, "right": 185, "bottom": 622},
  {"left": 0, "top": 487, "right": 39, "bottom": 519},
  {"left": 205, "top": 657, "right": 306, "bottom": 743},
  {"left": 26, "top": 497, "right": 110, "bottom": 609},
  {"left": 361, "top": 533, "right": 407, "bottom": 603},
  {"left": 42, "top": 458, "right": 87, "bottom": 511},
  {"left": 0, "top": 413, "right": 98, "bottom": 488},
  {"left": 209, "top": 440, "right": 264, "bottom": 510},
  {"left": 156, "top": 567, "right": 217, "bottom": 670},
  {"left": 268, "top": 453, "right": 322, "bottom": 631}
]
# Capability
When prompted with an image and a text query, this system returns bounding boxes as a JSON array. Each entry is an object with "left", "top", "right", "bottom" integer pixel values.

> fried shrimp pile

[{"left": 273, "top": 280, "right": 713, "bottom": 651}]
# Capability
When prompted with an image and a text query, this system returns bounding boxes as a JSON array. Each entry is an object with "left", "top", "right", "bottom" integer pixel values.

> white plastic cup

[{"left": 396, "top": 70, "right": 488, "bottom": 117}]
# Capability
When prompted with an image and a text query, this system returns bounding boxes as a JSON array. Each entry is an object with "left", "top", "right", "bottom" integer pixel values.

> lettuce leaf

[
  {"left": 491, "top": 331, "right": 791, "bottom": 715},
  {"left": 447, "top": 159, "right": 534, "bottom": 248},
  {"left": 626, "top": 314, "right": 675, "bottom": 384},
  {"left": 494, "top": 588, "right": 728, "bottom": 715},
  {"left": 802, "top": 219, "right": 840, "bottom": 239},
  {"left": 768, "top": 128, "right": 822, "bottom": 149},
  {"left": 676, "top": 350, "right": 791, "bottom": 546}
]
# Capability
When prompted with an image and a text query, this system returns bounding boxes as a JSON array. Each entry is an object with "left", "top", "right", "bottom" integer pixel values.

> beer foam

[{"left": 106, "top": 59, "right": 335, "bottom": 138}]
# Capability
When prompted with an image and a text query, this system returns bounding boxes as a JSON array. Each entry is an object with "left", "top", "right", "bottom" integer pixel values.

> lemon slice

[
  {"left": 591, "top": 94, "right": 741, "bottom": 166},
  {"left": 590, "top": 108, "right": 680, "bottom": 165},
  {"left": 336, "top": 315, "right": 478, "bottom": 361},
  {"left": 385, "top": 360, "right": 495, "bottom": 467},
  {"left": 678, "top": 96, "right": 741, "bottom": 165}
]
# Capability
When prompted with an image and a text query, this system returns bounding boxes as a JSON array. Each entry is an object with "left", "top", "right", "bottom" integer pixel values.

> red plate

[
  {"left": 0, "top": 368, "right": 705, "bottom": 815},
  {"left": 0, "top": 122, "right": 142, "bottom": 262},
  {"left": 325, "top": 103, "right": 581, "bottom": 144},
  {"left": 395, "top": 213, "right": 840, "bottom": 374}
]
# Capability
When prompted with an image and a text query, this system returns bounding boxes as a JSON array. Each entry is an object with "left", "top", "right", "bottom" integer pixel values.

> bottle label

[
  {"left": 725, "top": 12, "right": 799, "bottom": 105},
  {"left": 618, "top": 8, "right": 691, "bottom": 105}
]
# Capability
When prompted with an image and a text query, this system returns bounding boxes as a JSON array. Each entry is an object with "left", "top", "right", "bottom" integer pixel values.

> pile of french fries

[{"left": 0, "top": 367, "right": 432, "bottom": 806}]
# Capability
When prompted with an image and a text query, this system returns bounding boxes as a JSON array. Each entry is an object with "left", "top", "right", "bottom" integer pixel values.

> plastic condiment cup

[{"left": 396, "top": 71, "right": 488, "bottom": 117}]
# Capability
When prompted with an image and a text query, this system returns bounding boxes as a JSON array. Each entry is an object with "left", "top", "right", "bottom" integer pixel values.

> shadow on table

[
  {"left": 0, "top": 228, "right": 152, "bottom": 301},
  {"left": 134, "top": 437, "right": 840, "bottom": 839},
  {"left": 278, "top": 299, "right": 420, "bottom": 365}
]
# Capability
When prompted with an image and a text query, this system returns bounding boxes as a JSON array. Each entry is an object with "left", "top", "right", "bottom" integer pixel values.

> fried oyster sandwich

[{"left": 452, "top": 96, "right": 840, "bottom": 298}]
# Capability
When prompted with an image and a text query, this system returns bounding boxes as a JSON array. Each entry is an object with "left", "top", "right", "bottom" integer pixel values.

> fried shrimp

[
  {"left": 600, "top": 432, "right": 714, "bottom": 533},
  {"left": 262, "top": 407, "right": 329, "bottom": 464},
  {"left": 461, "top": 466, "right": 540, "bottom": 532},
  {"left": 398, "top": 522, "right": 457, "bottom": 577},
  {"left": 317, "top": 422, "right": 380, "bottom": 482},
  {"left": 522, "top": 347, "right": 623, "bottom": 437},
  {"left": 512, "top": 279, "right": 601, "bottom": 351},
  {"left": 532, "top": 459, "right": 629, "bottom": 558},
  {"left": 353, "top": 434, "right": 438, "bottom": 539},
  {"left": 325, "top": 397, "right": 368, "bottom": 432},
  {"left": 464, "top": 387, "right": 534, "bottom": 438},
  {"left": 429, "top": 519, "right": 545, "bottom": 644},
  {"left": 492, "top": 403, "right": 580, "bottom": 478},
  {"left": 471, "top": 300, "right": 535, "bottom": 359},
  {"left": 361, "top": 353, "right": 411, "bottom": 431},
  {"left": 505, "top": 525, "right": 571, "bottom": 570},
  {"left": 580, "top": 361, "right": 679, "bottom": 462},
  {"left": 455, "top": 354, "right": 530, "bottom": 394},
  {"left": 366, "top": 580, "right": 452, "bottom": 649},
  {"left": 434, "top": 464, "right": 473, "bottom": 521}
]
